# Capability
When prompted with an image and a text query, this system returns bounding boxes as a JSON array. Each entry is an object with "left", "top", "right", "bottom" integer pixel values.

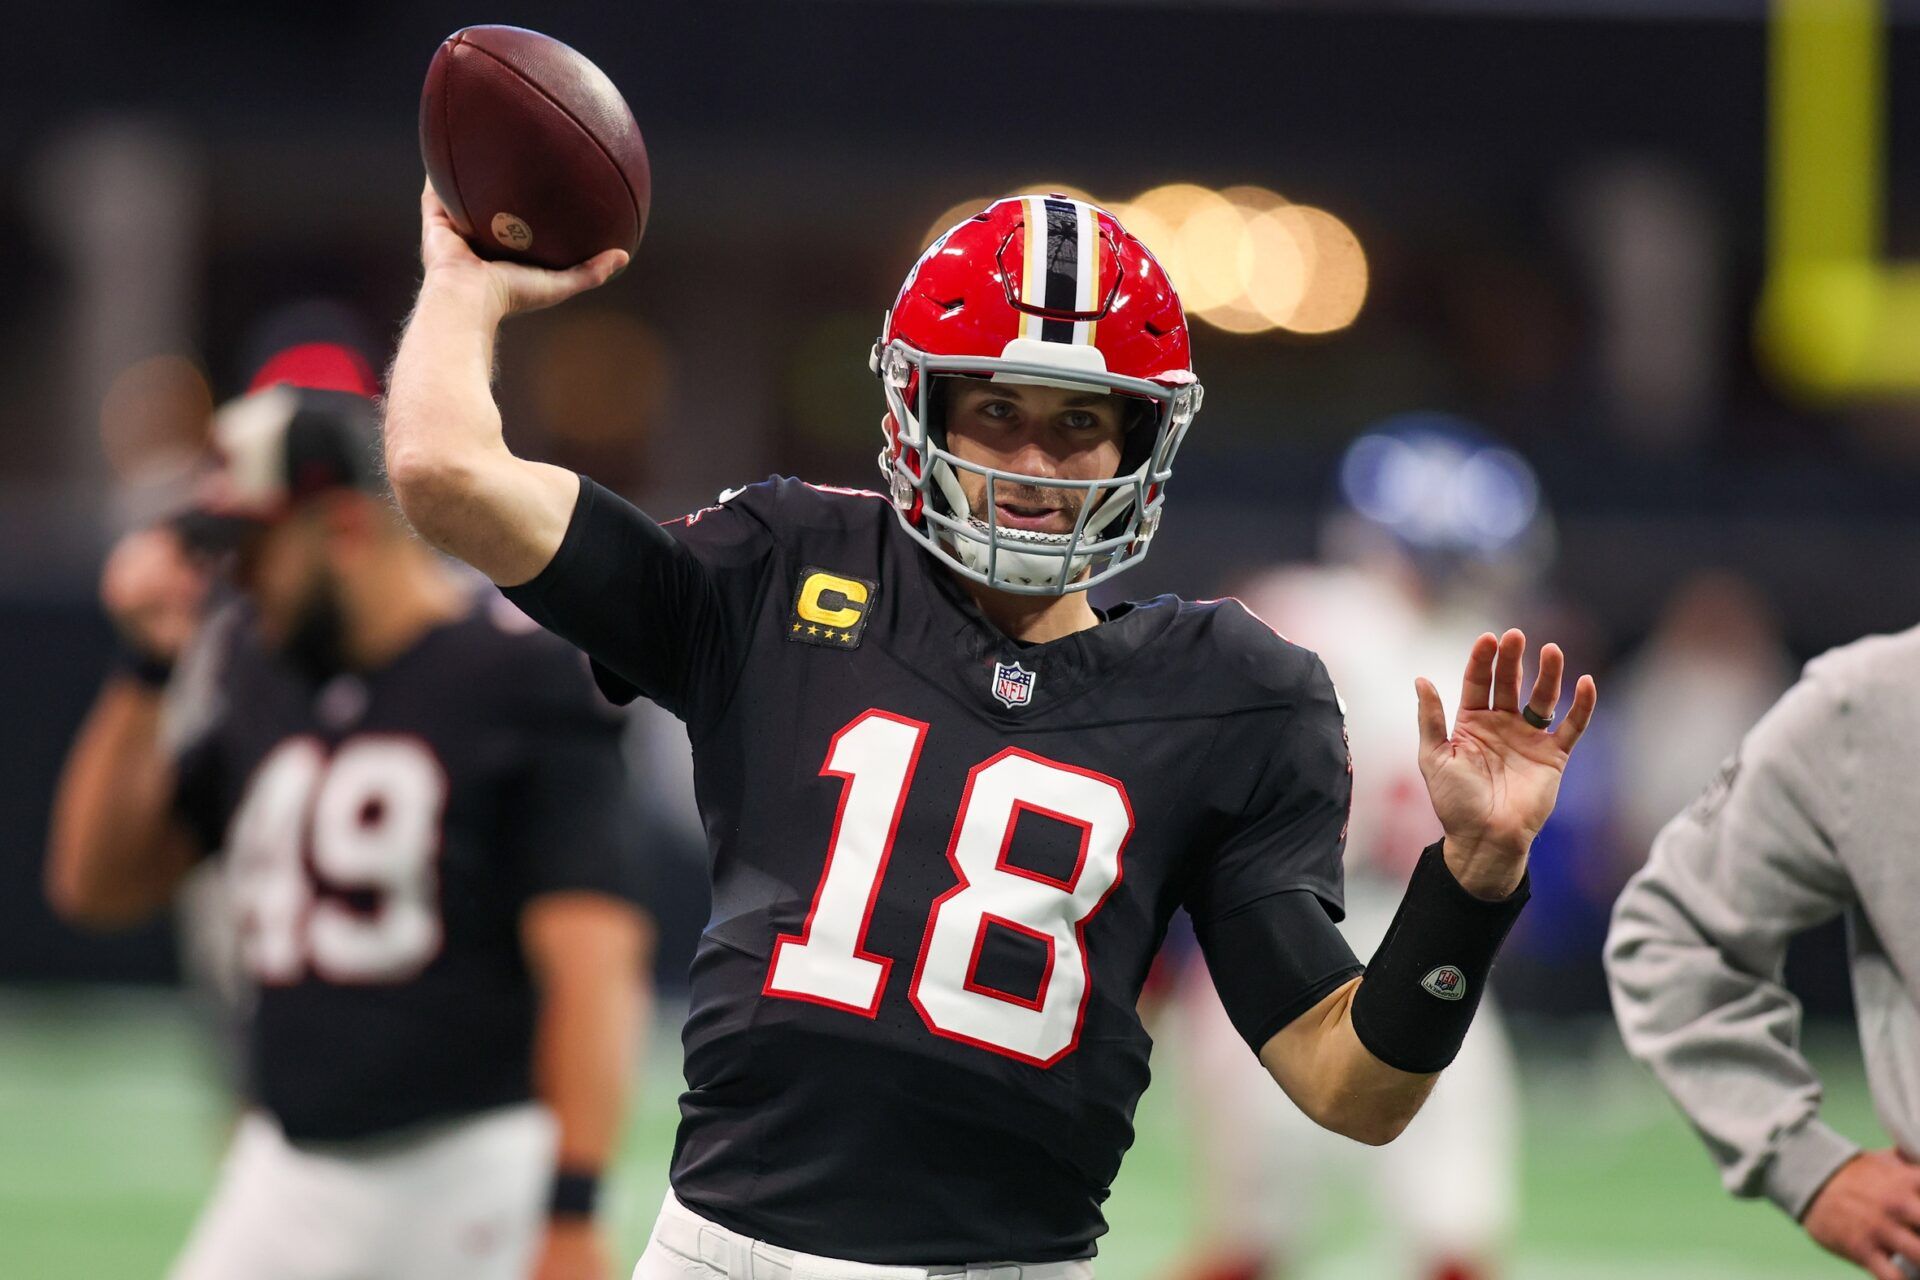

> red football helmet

[{"left": 873, "top": 195, "right": 1204, "bottom": 594}]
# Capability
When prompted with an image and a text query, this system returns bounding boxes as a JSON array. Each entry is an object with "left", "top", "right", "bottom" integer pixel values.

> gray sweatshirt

[{"left": 1606, "top": 626, "right": 1920, "bottom": 1220}]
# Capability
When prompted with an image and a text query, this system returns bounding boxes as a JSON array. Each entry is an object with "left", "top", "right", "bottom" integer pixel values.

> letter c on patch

[{"left": 797, "top": 572, "right": 870, "bottom": 628}]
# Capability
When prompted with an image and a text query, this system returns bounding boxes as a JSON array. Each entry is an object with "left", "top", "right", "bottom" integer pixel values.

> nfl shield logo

[
  {"left": 1421, "top": 965, "right": 1467, "bottom": 1002},
  {"left": 991, "top": 660, "right": 1036, "bottom": 709}
]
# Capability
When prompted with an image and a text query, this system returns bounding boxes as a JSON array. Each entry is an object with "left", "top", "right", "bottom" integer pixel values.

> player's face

[
  {"left": 942, "top": 379, "right": 1128, "bottom": 537},
  {"left": 235, "top": 512, "right": 334, "bottom": 653}
]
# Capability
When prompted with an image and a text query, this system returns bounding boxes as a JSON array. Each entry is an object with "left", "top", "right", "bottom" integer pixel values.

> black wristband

[
  {"left": 548, "top": 1169, "right": 601, "bottom": 1220},
  {"left": 113, "top": 639, "right": 176, "bottom": 690},
  {"left": 1349, "top": 841, "right": 1528, "bottom": 1074}
]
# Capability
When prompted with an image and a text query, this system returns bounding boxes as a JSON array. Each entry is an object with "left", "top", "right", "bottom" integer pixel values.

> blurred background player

[
  {"left": 1162, "top": 418, "right": 1548, "bottom": 1280},
  {"left": 44, "top": 365, "right": 655, "bottom": 1280},
  {"left": 1609, "top": 571, "right": 1792, "bottom": 868}
]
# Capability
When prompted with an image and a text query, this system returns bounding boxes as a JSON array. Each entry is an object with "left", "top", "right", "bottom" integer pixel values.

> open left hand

[
  {"left": 1415, "top": 628, "right": 1598, "bottom": 900},
  {"left": 532, "top": 1219, "right": 613, "bottom": 1280}
]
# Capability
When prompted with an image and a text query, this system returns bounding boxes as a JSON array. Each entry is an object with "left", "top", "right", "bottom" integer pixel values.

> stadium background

[{"left": 3, "top": 1, "right": 1916, "bottom": 1275}]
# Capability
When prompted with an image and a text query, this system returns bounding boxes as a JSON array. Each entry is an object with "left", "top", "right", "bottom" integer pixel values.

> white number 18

[{"left": 764, "top": 710, "right": 1133, "bottom": 1066}]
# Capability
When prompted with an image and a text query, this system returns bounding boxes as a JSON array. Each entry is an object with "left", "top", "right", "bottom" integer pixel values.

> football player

[
  {"left": 384, "top": 184, "right": 1599, "bottom": 1274},
  {"left": 46, "top": 380, "right": 652, "bottom": 1280}
]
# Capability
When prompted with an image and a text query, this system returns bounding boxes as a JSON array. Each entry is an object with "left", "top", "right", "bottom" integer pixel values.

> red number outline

[
  {"left": 960, "top": 912, "right": 1057, "bottom": 1013},
  {"left": 994, "top": 798, "right": 1094, "bottom": 891},
  {"left": 762, "top": 709, "right": 930, "bottom": 1017},
  {"left": 906, "top": 746, "right": 1134, "bottom": 1068}
]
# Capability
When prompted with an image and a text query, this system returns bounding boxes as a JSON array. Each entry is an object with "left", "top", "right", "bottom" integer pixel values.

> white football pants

[
  {"left": 169, "top": 1103, "right": 555, "bottom": 1280},
  {"left": 634, "top": 1191, "right": 1096, "bottom": 1280}
]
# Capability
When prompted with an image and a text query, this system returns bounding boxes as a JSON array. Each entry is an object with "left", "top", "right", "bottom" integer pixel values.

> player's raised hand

[
  {"left": 1413, "top": 628, "right": 1597, "bottom": 899},
  {"left": 1802, "top": 1150, "right": 1920, "bottom": 1280},
  {"left": 417, "top": 180, "right": 626, "bottom": 320},
  {"left": 100, "top": 524, "right": 209, "bottom": 666}
]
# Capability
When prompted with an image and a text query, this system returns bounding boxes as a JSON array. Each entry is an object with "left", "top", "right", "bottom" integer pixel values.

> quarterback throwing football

[{"left": 386, "top": 183, "right": 1598, "bottom": 1274}]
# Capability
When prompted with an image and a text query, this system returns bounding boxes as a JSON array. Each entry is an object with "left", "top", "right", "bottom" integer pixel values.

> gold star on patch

[
  {"left": 792, "top": 622, "right": 803, "bottom": 632},
  {"left": 807, "top": 625, "right": 820, "bottom": 636}
]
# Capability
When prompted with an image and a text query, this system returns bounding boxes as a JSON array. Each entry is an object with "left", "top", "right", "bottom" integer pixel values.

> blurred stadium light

[
  {"left": 919, "top": 182, "right": 1369, "bottom": 338},
  {"left": 98, "top": 356, "right": 212, "bottom": 486},
  {"left": 1337, "top": 414, "right": 1543, "bottom": 558}
]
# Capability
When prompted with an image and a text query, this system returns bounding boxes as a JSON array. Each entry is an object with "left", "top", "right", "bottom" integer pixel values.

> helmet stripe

[
  {"left": 1013, "top": 196, "right": 1090, "bottom": 345},
  {"left": 1019, "top": 196, "right": 1047, "bottom": 337},
  {"left": 1015, "top": 196, "right": 1107, "bottom": 345},
  {"left": 1039, "top": 197, "right": 1078, "bottom": 343},
  {"left": 1040, "top": 198, "right": 1080, "bottom": 313},
  {"left": 1044, "top": 197, "right": 1075, "bottom": 343},
  {"left": 1020, "top": 196, "right": 1045, "bottom": 308},
  {"left": 1075, "top": 201, "right": 1100, "bottom": 347}
]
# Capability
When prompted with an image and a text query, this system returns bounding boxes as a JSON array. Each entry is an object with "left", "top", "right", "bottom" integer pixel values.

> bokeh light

[
  {"left": 914, "top": 182, "right": 1367, "bottom": 336},
  {"left": 1338, "top": 414, "right": 1541, "bottom": 556},
  {"left": 98, "top": 355, "right": 213, "bottom": 482},
  {"left": 1269, "top": 205, "right": 1369, "bottom": 334},
  {"left": 1174, "top": 190, "right": 1257, "bottom": 314},
  {"left": 1239, "top": 207, "right": 1313, "bottom": 328}
]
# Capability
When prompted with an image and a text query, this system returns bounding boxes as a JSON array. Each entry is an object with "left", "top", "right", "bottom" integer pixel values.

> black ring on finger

[{"left": 1522, "top": 705, "right": 1553, "bottom": 730}]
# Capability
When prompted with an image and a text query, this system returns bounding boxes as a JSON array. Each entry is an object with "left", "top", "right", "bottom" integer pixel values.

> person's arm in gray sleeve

[{"left": 1605, "top": 656, "right": 1859, "bottom": 1220}]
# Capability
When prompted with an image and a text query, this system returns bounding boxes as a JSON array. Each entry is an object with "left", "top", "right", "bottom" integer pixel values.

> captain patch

[{"left": 787, "top": 567, "right": 877, "bottom": 649}]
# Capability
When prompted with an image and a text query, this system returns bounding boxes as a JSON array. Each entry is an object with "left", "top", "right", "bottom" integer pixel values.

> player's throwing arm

[
  {"left": 388, "top": 29, "right": 649, "bottom": 585},
  {"left": 384, "top": 179, "right": 625, "bottom": 586}
]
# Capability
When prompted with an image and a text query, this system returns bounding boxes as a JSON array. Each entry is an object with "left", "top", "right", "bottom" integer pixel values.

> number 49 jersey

[
  {"left": 505, "top": 477, "right": 1359, "bottom": 1265},
  {"left": 169, "top": 596, "right": 645, "bottom": 1143}
]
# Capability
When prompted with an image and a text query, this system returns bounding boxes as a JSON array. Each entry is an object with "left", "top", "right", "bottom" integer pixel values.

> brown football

[{"left": 419, "top": 25, "right": 650, "bottom": 270}]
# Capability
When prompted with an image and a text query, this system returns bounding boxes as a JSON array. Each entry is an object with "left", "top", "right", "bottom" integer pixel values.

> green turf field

[{"left": 0, "top": 989, "right": 1881, "bottom": 1279}]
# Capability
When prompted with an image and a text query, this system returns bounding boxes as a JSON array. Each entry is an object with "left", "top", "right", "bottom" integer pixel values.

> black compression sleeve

[
  {"left": 501, "top": 476, "right": 716, "bottom": 712},
  {"left": 1193, "top": 889, "right": 1364, "bottom": 1050},
  {"left": 1349, "top": 841, "right": 1529, "bottom": 1074}
]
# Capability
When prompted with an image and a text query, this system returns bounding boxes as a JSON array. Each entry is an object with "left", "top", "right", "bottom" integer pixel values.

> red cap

[{"left": 248, "top": 343, "right": 380, "bottom": 398}]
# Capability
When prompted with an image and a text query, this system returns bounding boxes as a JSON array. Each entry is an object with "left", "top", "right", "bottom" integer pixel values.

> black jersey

[
  {"left": 504, "top": 477, "right": 1360, "bottom": 1264},
  {"left": 170, "top": 593, "right": 645, "bottom": 1142}
]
